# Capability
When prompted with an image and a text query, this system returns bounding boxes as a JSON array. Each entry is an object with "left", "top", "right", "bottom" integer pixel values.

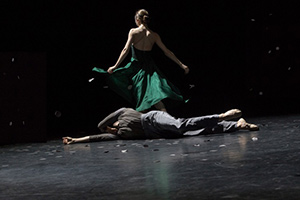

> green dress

[{"left": 92, "top": 45, "right": 184, "bottom": 111}]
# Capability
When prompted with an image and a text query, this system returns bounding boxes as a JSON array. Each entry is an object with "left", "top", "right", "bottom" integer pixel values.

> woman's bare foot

[
  {"left": 154, "top": 101, "right": 167, "bottom": 112},
  {"left": 62, "top": 137, "right": 75, "bottom": 145},
  {"left": 237, "top": 118, "right": 259, "bottom": 131},
  {"left": 219, "top": 109, "right": 242, "bottom": 121}
]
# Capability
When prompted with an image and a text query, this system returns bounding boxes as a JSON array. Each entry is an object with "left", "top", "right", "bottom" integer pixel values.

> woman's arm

[
  {"left": 154, "top": 33, "right": 189, "bottom": 74},
  {"left": 62, "top": 134, "right": 119, "bottom": 144},
  {"left": 107, "top": 29, "right": 134, "bottom": 74},
  {"left": 63, "top": 136, "right": 90, "bottom": 144}
]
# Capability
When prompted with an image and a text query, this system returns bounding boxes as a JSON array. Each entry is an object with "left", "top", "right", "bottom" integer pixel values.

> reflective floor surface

[{"left": 1, "top": 115, "right": 300, "bottom": 199}]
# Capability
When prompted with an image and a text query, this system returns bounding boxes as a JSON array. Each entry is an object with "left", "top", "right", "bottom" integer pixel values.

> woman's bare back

[
  {"left": 106, "top": 23, "right": 189, "bottom": 75},
  {"left": 131, "top": 26, "right": 157, "bottom": 51}
]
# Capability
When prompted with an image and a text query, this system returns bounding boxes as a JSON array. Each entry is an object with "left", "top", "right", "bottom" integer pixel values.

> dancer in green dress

[{"left": 92, "top": 9, "right": 189, "bottom": 112}]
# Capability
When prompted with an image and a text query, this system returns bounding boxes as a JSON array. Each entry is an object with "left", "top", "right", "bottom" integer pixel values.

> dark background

[{"left": 1, "top": 0, "right": 300, "bottom": 143}]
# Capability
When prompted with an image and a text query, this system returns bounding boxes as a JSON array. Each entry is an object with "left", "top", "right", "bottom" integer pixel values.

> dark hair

[{"left": 135, "top": 9, "right": 150, "bottom": 24}]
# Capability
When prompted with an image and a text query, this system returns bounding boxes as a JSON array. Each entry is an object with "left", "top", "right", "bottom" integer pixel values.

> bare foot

[
  {"left": 154, "top": 101, "right": 167, "bottom": 112},
  {"left": 220, "top": 109, "right": 242, "bottom": 121},
  {"left": 237, "top": 118, "right": 259, "bottom": 131}
]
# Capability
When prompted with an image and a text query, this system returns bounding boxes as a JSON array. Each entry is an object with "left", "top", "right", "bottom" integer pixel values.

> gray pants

[{"left": 141, "top": 111, "right": 238, "bottom": 139}]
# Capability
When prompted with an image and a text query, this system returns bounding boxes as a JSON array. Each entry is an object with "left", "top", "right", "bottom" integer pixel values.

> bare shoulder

[
  {"left": 130, "top": 27, "right": 138, "bottom": 31},
  {"left": 153, "top": 32, "right": 162, "bottom": 43},
  {"left": 150, "top": 31, "right": 160, "bottom": 40},
  {"left": 129, "top": 27, "right": 140, "bottom": 34},
  {"left": 127, "top": 28, "right": 136, "bottom": 37}
]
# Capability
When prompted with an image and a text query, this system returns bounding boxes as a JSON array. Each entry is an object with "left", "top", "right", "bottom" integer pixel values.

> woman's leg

[
  {"left": 152, "top": 112, "right": 220, "bottom": 135},
  {"left": 152, "top": 109, "right": 242, "bottom": 136}
]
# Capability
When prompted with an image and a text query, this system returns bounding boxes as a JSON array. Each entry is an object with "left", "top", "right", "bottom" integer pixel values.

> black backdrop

[{"left": 1, "top": 0, "right": 300, "bottom": 140}]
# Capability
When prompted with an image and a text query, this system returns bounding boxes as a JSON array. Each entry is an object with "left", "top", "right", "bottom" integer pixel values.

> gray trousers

[{"left": 141, "top": 111, "right": 238, "bottom": 139}]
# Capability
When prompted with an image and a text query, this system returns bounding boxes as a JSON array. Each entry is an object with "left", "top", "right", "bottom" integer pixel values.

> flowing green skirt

[{"left": 92, "top": 46, "right": 184, "bottom": 111}]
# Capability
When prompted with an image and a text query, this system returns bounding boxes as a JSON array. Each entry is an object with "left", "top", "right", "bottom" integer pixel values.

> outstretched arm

[
  {"left": 107, "top": 29, "right": 134, "bottom": 74},
  {"left": 63, "top": 134, "right": 119, "bottom": 145},
  {"left": 155, "top": 33, "right": 189, "bottom": 74},
  {"left": 63, "top": 136, "right": 90, "bottom": 144}
]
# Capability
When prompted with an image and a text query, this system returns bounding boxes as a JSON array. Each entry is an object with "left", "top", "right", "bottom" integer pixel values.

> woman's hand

[
  {"left": 107, "top": 66, "right": 116, "bottom": 74},
  {"left": 106, "top": 126, "right": 118, "bottom": 134},
  {"left": 182, "top": 64, "right": 190, "bottom": 75},
  {"left": 62, "top": 137, "right": 75, "bottom": 145}
]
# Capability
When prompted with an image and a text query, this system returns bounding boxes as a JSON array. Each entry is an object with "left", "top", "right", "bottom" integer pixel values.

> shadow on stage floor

[{"left": 1, "top": 115, "right": 300, "bottom": 200}]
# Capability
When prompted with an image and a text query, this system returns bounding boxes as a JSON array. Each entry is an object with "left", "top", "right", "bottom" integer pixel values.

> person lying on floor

[{"left": 63, "top": 107, "right": 259, "bottom": 145}]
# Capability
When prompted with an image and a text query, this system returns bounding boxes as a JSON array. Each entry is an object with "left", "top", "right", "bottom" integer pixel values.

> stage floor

[{"left": 1, "top": 115, "right": 300, "bottom": 200}]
